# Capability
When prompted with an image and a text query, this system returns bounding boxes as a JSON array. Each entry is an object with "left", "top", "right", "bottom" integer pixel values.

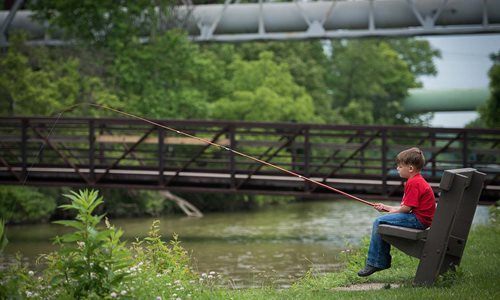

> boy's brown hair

[{"left": 396, "top": 147, "right": 426, "bottom": 171}]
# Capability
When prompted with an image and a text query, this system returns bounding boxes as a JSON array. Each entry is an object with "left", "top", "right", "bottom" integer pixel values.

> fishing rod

[{"left": 52, "top": 103, "right": 379, "bottom": 208}]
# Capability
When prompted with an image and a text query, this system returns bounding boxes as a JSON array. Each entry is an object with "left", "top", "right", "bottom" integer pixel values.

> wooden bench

[{"left": 378, "top": 168, "right": 486, "bottom": 286}]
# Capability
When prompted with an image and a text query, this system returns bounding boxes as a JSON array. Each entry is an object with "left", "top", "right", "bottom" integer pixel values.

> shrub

[
  {"left": 0, "top": 186, "right": 57, "bottom": 223},
  {"left": 117, "top": 220, "right": 198, "bottom": 299}
]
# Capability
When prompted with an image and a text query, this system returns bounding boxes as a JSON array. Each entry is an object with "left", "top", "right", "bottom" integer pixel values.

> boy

[{"left": 357, "top": 147, "right": 436, "bottom": 277}]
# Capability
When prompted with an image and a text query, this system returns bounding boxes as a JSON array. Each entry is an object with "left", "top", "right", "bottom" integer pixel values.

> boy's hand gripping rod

[{"left": 69, "top": 104, "right": 380, "bottom": 209}]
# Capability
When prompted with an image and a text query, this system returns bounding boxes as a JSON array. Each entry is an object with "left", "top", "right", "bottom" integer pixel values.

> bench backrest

[
  {"left": 438, "top": 169, "right": 486, "bottom": 274},
  {"left": 414, "top": 168, "right": 486, "bottom": 285}
]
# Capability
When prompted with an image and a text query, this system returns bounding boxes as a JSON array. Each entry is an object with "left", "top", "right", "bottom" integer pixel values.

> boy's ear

[{"left": 409, "top": 165, "right": 415, "bottom": 172}]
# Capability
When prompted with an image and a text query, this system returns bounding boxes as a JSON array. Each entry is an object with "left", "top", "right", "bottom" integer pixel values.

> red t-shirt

[{"left": 401, "top": 173, "right": 436, "bottom": 227}]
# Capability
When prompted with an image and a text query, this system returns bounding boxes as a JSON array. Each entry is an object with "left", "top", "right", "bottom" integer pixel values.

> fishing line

[
  {"left": 20, "top": 102, "right": 378, "bottom": 208},
  {"left": 84, "top": 103, "right": 377, "bottom": 208}
]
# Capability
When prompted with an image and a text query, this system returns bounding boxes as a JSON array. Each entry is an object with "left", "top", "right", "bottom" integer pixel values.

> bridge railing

[{"left": 0, "top": 117, "right": 499, "bottom": 200}]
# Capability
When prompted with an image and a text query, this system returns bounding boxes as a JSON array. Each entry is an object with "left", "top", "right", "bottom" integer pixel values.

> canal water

[{"left": 2, "top": 200, "right": 491, "bottom": 288}]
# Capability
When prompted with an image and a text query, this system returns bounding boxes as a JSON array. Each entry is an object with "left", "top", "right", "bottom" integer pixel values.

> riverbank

[
  {"left": 1, "top": 199, "right": 498, "bottom": 299},
  {"left": 196, "top": 206, "right": 500, "bottom": 299},
  {"left": 3, "top": 199, "right": 384, "bottom": 288}
]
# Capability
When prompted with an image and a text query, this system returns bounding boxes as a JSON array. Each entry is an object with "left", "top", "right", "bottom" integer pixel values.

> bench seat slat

[{"left": 378, "top": 224, "right": 429, "bottom": 240}]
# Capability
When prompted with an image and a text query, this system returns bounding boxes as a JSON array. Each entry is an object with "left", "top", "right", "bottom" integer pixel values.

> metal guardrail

[{"left": 0, "top": 117, "right": 499, "bottom": 201}]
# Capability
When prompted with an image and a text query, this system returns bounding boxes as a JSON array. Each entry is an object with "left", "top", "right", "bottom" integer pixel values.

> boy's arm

[{"left": 374, "top": 203, "right": 412, "bottom": 213}]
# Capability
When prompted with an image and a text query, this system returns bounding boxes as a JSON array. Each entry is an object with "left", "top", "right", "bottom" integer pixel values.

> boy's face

[{"left": 396, "top": 164, "right": 414, "bottom": 179}]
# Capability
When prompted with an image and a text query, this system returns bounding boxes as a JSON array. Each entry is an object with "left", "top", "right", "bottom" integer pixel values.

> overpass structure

[
  {"left": 1, "top": 117, "right": 499, "bottom": 202},
  {"left": 1, "top": 0, "right": 500, "bottom": 45}
]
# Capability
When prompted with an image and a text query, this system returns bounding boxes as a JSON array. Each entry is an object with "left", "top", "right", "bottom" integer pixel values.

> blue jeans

[{"left": 367, "top": 213, "right": 426, "bottom": 269}]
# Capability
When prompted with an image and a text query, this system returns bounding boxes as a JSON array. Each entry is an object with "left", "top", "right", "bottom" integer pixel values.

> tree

[
  {"left": 327, "top": 38, "right": 438, "bottom": 125},
  {"left": 477, "top": 51, "right": 500, "bottom": 128},
  {"left": 209, "top": 51, "right": 322, "bottom": 123},
  {"left": 230, "top": 41, "right": 332, "bottom": 121},
  {"left": 30, "top": 0, "right": 177, "bottom": 51},
  {"left": 0, "top": 33, "right": 118, "bottom": 117},
  {"left": 387, "top": 38, "right": 440, "bottom": 81},
  {"left": 28, "top": 1, "right": 221, "bottom": 120},
  {"left": 110, "top": 30, "right": 212, "bottom": 119}
]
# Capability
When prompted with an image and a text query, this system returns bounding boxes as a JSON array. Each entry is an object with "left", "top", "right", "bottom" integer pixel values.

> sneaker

[{"left": 357, "top": 265, "right": 385, "bottom": 277}]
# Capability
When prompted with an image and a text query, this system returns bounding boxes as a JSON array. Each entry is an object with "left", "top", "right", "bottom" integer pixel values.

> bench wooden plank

[{"left": 378, "top": 224, "right": 428, "bottom": 240}]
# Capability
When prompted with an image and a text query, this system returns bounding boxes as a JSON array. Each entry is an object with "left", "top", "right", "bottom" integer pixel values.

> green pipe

[{"left": 404, "top": 88, "right": 489, "bottom": 113}]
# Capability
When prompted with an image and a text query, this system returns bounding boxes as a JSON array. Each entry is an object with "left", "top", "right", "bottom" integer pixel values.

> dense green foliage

[
  {"left": 328, "top": 39, "right": 438, "bottom": 125},
  {"left": 0, "top": 33, "right": 119, "bottom": 116},
  {"left": 209, "top": 51, "right": 321, "bottom": 122},
  {"left": 30, "top": 0, "right": 178, "bottom": 49},
  {"left": 0, "top": 186, "right": 57, "bottom": 223},
  {"left": 3, "top": 2, "right": 442, "bottom": 124}
]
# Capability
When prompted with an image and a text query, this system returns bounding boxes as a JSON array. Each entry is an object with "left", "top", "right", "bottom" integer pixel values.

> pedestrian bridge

[{"left": 1, "top": 117, "right": 499, "bottom": 202}]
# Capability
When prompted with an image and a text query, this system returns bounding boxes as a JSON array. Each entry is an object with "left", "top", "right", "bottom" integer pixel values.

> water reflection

[{"left": 3, "top": 200, "right": 490, "bottom": 288}]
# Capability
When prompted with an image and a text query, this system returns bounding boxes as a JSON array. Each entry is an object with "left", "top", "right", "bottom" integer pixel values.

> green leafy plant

[
  {"left": 42, "top": 189, "right": 132, "bottom": 299},
  {"left": 122, "top": 220, "right": 197, "bottom": 298}
]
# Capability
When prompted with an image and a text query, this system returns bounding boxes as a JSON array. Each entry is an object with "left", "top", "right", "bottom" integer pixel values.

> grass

[{"left": 191, "top": 207, "right": 500, "bottom": 299}]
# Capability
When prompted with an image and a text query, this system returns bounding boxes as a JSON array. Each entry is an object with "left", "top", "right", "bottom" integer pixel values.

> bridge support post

[
  {"left": 229, "top": 126, "right": 236, "bottom": 189},
  {"left": 158, "top": 128, "right": 165, "bottom": 186},
  {"left": 303, "top": 127, "right": 311, "bottom": 191},
  {"left": 21, "top": 118, "right": 28, "bottom": 181},
  {"left": 89, "top": 119, "right": 95, "bottom": 184}
]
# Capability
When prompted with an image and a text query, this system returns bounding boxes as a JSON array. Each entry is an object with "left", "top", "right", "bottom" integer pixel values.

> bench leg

[{"left": 414, "top": 243, "right": 448, "bottom": 285}]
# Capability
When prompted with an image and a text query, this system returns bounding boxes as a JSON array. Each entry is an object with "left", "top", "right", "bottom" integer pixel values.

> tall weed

[{"left": 40, "top": 189, "right": 131, "bottom": 298}]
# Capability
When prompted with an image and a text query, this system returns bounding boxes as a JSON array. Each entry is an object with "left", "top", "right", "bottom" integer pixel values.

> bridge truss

[{"left": 1, "top": 117, "right": 499, "bottom": 202}]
